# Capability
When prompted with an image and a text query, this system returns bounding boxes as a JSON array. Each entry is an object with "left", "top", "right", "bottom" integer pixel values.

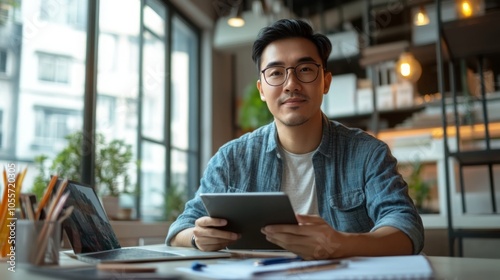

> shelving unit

[
  {"left": 333, "top": 106, "right": 425, "bottom": 131},
  {"left": 435, "top": 0, "right": 500, "bottom": 256},
  {"left": 325, "top": 1, "right": 431, "bottom": 134}
]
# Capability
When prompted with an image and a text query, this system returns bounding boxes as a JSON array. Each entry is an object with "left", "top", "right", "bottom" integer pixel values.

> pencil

[
  {"left": 34, "top": 191, "right": 70, "bottom": 265},
  {"left": 15, "top": 167, "right": 28, "bottom": 206},
  {"left": 0, "top": 168, "right": 8, "bottom": 224},
  {"left": 45, "top": 178, "right": 68, "bottom": 221},
  {"left": 0, "top": 168, "right": 10, "bottom": 256},
  {"left": 35, "top": 175, "right": 59, "bottom": 220},
  {"left": 1, "top": 167, "right": 29, "bottom": 256}
]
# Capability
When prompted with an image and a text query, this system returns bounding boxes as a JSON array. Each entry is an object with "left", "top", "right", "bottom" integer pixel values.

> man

[{"left": 166, "top": 18, "right": 424, "bottom": 260}]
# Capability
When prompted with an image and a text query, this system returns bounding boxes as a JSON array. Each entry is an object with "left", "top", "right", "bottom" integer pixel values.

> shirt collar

[{"left": 264, "top": 113, "right": 334, "bottom": 157}]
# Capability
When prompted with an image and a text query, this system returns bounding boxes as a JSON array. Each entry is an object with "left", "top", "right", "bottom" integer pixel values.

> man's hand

[
  {"left": 192, "top": 216, "right": 240, "bottom": 251},
  {"left": 261, "top": 214, "right": 413, "bottom": 259},
  {"left": 261, "top": 214, "right": 346, "bottom": 260}
]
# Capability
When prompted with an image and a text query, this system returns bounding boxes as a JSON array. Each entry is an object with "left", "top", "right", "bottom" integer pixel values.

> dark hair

[{"left": 251, "top": 18, "right": 332, "bottom": 74}]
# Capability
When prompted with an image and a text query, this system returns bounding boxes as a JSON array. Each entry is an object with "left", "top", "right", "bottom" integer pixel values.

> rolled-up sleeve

[
  {"left": 365, "top": 143, "right": 425, "bottom": 254},
  {"left": 165, "top": 150, "right": 230, "bottom": 245}
]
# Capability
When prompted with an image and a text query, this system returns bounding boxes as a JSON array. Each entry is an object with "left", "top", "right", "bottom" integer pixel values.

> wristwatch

[{"left": 191, "top": 235, "right": 199, "bottom": 250}]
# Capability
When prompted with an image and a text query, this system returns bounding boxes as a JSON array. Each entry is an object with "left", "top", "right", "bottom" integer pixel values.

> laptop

[{"left": 57, "top": 179, "right": 230, "bottom": 264}]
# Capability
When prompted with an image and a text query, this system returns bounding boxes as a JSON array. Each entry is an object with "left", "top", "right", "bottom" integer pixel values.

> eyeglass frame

[{"left": 260, "top": 62, "right": 324, "bottom": 87}]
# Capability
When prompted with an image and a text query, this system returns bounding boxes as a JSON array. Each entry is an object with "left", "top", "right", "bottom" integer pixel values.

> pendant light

[
  {"left": 456, "top": 0, "right": 485, "bottom": 18},
  {"left": 395, "top": 52, "right": 422, "bottom": 83},
  {"left": 414, "top": 5, "right": 430, "bottom": 26},
  {"left": 227, "top": 4, "right": 245, "bottom": 27}
]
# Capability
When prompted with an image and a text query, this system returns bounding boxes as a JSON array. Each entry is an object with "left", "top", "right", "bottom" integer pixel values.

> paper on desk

[{"left": 177, "top": 255, "right": 433, "bottom": 280}]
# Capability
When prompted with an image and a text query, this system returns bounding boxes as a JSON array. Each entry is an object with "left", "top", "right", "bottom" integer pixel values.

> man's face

[{"left": 257, "top": 37, "right": 332, "bottom": 127}]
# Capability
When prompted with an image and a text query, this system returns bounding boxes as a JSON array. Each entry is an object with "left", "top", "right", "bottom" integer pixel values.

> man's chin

[{"left": 277, "top": 115, "right": 308, "bottom": 127}]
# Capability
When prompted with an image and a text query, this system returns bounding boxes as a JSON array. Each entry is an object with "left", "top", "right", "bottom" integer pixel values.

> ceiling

[
  {"left": 233, "top": 0, "right": 358, "bottom": 19},
  {"left": 283, "top": 0, "right": 351, "bottom": 18}
]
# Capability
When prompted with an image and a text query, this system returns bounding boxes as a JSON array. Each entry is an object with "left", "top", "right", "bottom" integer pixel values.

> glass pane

[
  {"left": 141, "top": 141, "right": 165, "bottom": 220},
  {"left": 142, "top": 30, "right": 165, "bottom": 142},
  {"left": 171, "top": 149, "right": 188, "bottom": 191},
  {"left": 0, "top": 1, "right": 86, "bottom": 189},
  {"left": 171, "top": 16, "right": 197, "bottom": 150},
  {"left": 171, "top": 16, "right": 199, "bottom": 198},
  {"left": 97, "top": 0, "right": 140, "bottom": 195},
  {"left": 144, "top": 4, "right": 164, "bottom": 37}
]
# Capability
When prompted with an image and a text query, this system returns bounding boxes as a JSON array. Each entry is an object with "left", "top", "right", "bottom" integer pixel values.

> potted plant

[
  {"left": 238, "top": 81, "right": 273, "bottom": 132},
  {"left": 400, "top": 160, "right": 433, "bottom": 213},
  {"left": 162, "top": 182, "right": 187, "bottom": 221},
  {"left": 33, "top": 131, "right": 134, "bottom": 219},
  {"left": 32, "top": 154, "right": 49, "bottom": 201}
]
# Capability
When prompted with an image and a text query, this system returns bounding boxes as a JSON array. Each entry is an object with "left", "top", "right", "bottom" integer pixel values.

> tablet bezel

[{"left": 200, "top": 192, "right": 297, "bottom": 250}]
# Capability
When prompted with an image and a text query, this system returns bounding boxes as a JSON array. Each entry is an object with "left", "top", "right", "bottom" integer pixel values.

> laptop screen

[{"left": 59, "top": 180, "right": 121, "bottom": 254}]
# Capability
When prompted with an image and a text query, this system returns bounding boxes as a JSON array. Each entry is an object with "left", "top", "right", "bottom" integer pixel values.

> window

[
  {"left": 98, "top": 33, "right": 118, "bottom": 72},
  {"left": 34, "top": 107, "right": 81, "bottom": 148},
  {"left": 170, "top": 15, "right": 200, "bottom": 199},
  {"left": 37, "top": 53, "right": 71, "bottom": 83},
  {"left": 139, "top": 1, "right": 168, "bottom": 219},
  {"left": 0, "top": 0, "right": 201, "bottom": 221},
  {"left": 0, "top": 5, "right": 9, "bottom": 25},
  {"left": 0, "top": 50, "right": 7, "bottom": 74},
  {"left": 40, "top": 0, "right": 87, "bottom": 29},
  {"left": 136, "top": 1, "right": 201, "bottom": 220}
]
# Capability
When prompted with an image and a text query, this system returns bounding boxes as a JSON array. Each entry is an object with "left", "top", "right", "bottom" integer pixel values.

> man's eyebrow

[
  {"left": 263, "top": 57, "right": 319, "bottom": 68},
  {"left": 263, "top": 61, "right": 285, "bottom": 68},
  {"left": 297, "top": 57, "right": 318, "bottom": 63}
]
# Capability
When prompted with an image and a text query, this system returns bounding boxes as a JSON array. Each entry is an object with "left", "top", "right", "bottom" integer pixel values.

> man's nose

[{"left": 283, "top": 68, "right": 302, "bottom": 91}]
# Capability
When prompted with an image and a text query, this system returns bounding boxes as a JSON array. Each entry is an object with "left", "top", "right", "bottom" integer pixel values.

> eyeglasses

[{"left": 261, "top": 62, "right": 322, "bottom": 87}]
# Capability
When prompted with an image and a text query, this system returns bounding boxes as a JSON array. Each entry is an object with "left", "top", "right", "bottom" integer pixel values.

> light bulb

[
  {"left": 395, "top": 52, "right": 422, "bottom": 83},
  {"left": 461, "top": 1, "right": 473, "bottom": 17},
  {"left": 400, "top": 63, "right": 411, "bottom": 77},
  {"left": 228, "top": 17, "right": 245, "bottom": 27},
  {"left": 456, "top": 0, "right": 484, "bottom": 18},
  {"left": 227, "top": 5, "right": 245, "bottom": 27},
  {"left": 414, "top": 6, "right": 430, "bottom": 26}
]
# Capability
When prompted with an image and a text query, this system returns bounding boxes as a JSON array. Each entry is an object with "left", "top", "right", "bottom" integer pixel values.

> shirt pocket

[
  {"left": 329, "top": 189, "right": 371, "bottom": 232},
  {"left": 330, "top": 189, "right": 365, "bottom": 211}
]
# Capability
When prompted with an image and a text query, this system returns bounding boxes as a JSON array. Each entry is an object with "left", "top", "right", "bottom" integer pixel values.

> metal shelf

[
  {"left": 442, "top": 10, "right": 500, "bottom": 59},
  {"left": 450, "top": 149, "right": 500, "bottom": 166},
  {"left": 436, "top": 2, "right": 500, "bottom": 257}
]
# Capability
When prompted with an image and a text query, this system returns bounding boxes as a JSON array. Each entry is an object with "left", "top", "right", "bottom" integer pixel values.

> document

[{"left": 177, "top": 255, "right": 434, "bottom": 279}]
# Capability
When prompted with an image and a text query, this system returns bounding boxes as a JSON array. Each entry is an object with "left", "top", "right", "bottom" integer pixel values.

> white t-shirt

[{"left": 278, "top": 145, "right": 319, "bottom": 215}]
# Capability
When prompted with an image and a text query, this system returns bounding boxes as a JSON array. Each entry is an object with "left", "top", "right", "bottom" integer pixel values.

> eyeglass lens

[{"left": 262, "top": 63, "right": 320, "bottom": 86}]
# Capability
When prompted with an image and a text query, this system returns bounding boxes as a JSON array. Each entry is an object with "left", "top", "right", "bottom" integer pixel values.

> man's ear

[
  {"left": 323, "top": 71, "right": 332, "bottom": 94},
  {"left": 257, "top": 79, "right": 266, "bottom": 101}
]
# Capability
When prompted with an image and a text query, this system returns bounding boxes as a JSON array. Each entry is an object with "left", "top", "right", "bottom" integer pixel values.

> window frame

[
  {"left": 0, "top": 49, "right": 7, "bottom": 75},
  {"left": 134, "top": 0, "right": 201, "bottom": 219}
]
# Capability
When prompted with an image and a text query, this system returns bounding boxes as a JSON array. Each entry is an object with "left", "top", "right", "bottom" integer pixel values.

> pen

[
  {"left": 191, "top": 261, "right": 207, "bottom": 271},
  {"left": 254, "top": 256, "right": 303, "bottom": 266},
  {"left": 253, "top": 259, "right": 349, "bottom": 276}
]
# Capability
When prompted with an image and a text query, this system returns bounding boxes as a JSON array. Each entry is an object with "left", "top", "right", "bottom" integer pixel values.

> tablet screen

[{"left": 200, "top": 192, "right": 297, "bottom": 250}]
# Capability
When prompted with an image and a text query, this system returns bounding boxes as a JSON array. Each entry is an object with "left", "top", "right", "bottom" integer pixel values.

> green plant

[
  {"left": 163, "top": 182, "right": 187, "bottom": 221},
  {"left": 96, "top": 138, "right": 133, "bottom": 196},
  {"left": 31, "top": 155, "right": 49, "bottom": 201},
  {"left": 402, "top": 161, "right": 432, "bottom": 210},
  {"left": 34, "top": 131, "right": 134, "bottom": 197},
  {"left": 238, "top": 81, "right": 273, "bottom": 131}
]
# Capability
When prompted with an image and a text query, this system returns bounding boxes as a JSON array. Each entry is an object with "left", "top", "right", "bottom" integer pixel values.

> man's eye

[
  {"left": 299, "top": 67, "right": 312, "bottom": 73},
  {"left": 268, "top": 70, "right": 284, "bottom": 77}
]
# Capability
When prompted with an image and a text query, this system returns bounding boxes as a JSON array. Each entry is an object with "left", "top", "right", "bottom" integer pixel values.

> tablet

[{"left": 200, "top": 192, "right": 297, "bottom": 250}]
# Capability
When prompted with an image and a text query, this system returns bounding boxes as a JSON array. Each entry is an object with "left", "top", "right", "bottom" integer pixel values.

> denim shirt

[{"left": 166, "top": 115, "right": 424, "bottom": 254}]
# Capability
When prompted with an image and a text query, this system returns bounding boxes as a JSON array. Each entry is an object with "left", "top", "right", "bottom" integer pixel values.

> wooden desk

[{"left": 2, "top": 253, "right": 500, "bottom": 279}]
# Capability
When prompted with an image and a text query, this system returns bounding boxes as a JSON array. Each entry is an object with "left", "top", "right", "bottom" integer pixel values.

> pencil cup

[{"left": 15, "top": 220, "right": 61, "bottom": 266}]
